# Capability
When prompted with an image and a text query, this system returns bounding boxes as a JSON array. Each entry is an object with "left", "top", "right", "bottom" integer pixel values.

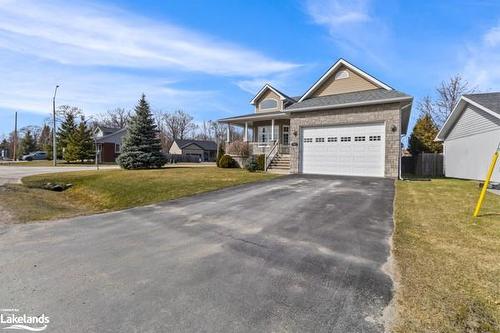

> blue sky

[{"left": 1, "top": 0, "right": 500, "bottom": 140}]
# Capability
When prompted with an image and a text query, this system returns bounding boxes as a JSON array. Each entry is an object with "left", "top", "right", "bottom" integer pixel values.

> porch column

[
  {"left": 226, "top": 124, "right": 230, "bottom": 143},
  {"left": 271, "top": 119, "right": 275, "bottom": 141},
  {"left": 244, "top": 122, "right": 248, "bottom": 142}
]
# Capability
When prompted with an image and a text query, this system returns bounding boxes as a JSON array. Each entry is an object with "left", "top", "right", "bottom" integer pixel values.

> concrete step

[{"left": 267, "top": 168, "right": 290, "bottom": 174}]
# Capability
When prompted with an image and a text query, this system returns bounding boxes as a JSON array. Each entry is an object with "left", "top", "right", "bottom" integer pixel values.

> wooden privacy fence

[{"left": 402, "top": 152, "right": 444, "bottom": 177}]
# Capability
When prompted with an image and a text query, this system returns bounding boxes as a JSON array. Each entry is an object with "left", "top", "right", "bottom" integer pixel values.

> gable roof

[
  {"left": 95, "top": 127, "right": 128, "bottom": 143},
  {"left": 298, "top": 59, "right": 393, "bottom": 102},
  {"left": 436, "top": 92, "right": 500, "bottom": 141},
  {"left": 286, "top": 89, "right": 411, "bottom": 112},
  {"left": 174, "top": 139, "right": 217, "bottom": 151},
  {"left": 250, "top": 84, "right": 295, "bottom": 105}
]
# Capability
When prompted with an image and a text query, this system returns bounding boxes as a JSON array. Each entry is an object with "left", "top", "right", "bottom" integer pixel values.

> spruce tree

[
  {"left": 64, "top": 117, "right": 95, "bottom": 163},
  {"left": 21, "top": 130, "right": 37, "bottom": 155},
  {"left": 117, "top": 94, "right": 166, "bottom": 169},
  {"left": 57, "top": 112, "right": 77, "bottom": 158},
  {"left": 408, "top": 113, "right": 442, "bottom": 155}
]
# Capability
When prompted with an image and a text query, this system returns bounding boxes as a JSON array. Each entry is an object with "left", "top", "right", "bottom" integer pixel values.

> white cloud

[
  {"left": 0, "top": 0, "right": 298, "bottom": 77},
  {"left": 463, "top": 23, "right": 500, "bottom": 90},
  {"left": 304, "top": 0, "right": 391, "bottom": 67},
  {"left": 484, "top": 25, "right": 500, "bottom": 47}
]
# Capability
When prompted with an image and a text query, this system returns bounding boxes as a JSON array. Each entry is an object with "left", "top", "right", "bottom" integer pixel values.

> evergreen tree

[
  {"left": 21, "top": 130, "right": 37, "bottom": 155},
  {"left": 57, "top": 113, "right": 77, "bottom": 158},
  {"left": 408, "top": 113, "right": 442, "bottom": 155},
  {"left": 216, "top": 145, "right": 225, "bottom": 167},
  {"left": 38, "top": 124, "right": 51, "bottom": 151},
  {"left": 117, "top": 94, "right": 166, "bottom": 169},
  {"left": 64, "top": 117, "right": 95, "bottom": 163}
]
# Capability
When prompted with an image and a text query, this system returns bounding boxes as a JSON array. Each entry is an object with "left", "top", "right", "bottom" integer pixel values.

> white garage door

[{"left": 301, "top": 123, "right": 385, "bottom": 177}]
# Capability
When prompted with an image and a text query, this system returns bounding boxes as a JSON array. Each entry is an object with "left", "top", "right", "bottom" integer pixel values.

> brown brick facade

[{"left": 288, "top": 103, "right": 401, "bottom": 178}]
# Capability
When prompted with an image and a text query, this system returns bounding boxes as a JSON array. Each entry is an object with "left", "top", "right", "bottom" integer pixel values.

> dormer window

[
  {"left": 260, "top": 98, "right": 278, "bottom": 110},
  {"left": 334, "top": 70, "right": 349, "bottom": 80}
]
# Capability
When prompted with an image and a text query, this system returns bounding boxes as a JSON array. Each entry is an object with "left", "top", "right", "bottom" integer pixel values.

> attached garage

[{"left": 300, "top": 123, "right": 385, "bottom": 177}]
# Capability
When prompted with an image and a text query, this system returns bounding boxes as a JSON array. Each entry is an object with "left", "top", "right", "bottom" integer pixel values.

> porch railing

[{"left": 264, "top": 140, "right": 279, "bottom": 171}]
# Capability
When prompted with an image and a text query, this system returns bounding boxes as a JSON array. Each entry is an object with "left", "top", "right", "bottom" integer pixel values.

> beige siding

[
  {"left": 255, "top": 89, "right": 283, "bottom": 113},
  {"left": 169, "top": 141, "right": 182, "bottom": 154},
  {"left": 312, "top": 66, "right": 379, "bottom": 97}
]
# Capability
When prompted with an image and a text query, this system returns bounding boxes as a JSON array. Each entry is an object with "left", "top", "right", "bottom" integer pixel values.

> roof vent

[{"left": 334, "top": 70, "right": 349, "bottom": 80}]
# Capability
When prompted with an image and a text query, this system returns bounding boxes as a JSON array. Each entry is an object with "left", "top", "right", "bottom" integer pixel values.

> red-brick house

[{"left": 94, "top": 126, "right": 128, "bottom": 163}]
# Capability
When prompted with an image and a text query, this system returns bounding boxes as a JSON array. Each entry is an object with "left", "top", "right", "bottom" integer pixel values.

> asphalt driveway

[{"left": 0, "top": 175, "right": 395, "bottom": 333}]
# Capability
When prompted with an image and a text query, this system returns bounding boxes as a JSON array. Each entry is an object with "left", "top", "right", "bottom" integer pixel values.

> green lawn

[
  {"left": 0, "top": 167, "right": 278, "bottom": 223},
  {"left": 393, "top": 179, "right": 500, "bottom": 332}
]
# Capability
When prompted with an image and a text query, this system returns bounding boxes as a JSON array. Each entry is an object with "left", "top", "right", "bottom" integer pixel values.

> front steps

[{"left": 267, "top": 154, "right": 290, "bottom": 174}]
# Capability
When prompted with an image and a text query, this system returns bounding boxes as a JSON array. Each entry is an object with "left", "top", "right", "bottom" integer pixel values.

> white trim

[
  {"left": 298, "top": 59, "right": 393, "bottom": 102},
  {"left": 219, "top": 112, "right": 289, "bottom": 123},
  {"left": 435, "top": 96, "right": 500, "bottom": 141},
  {"left": 288, "top": 96, "right": 411, "bottom": 113},
  {"left": 250, "top": 84, "right": 288, "bottom": 105}
]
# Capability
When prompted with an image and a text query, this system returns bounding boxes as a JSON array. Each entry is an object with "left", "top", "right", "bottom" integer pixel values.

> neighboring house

[
  {"left": 219, "top": 58, "right": 413, "bottom": 177},
  {"left": 94, "top": 126, "right": 128, "bottom": 163},
  {"left": 435, "top": 92, "right": 500, "bottom": 182},
  {"left": 169, "top": 139, "right": 217, "bottom": 162}
]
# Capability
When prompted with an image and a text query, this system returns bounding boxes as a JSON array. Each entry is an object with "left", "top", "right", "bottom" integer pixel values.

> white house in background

[{"left": 436, "top": 92, "right": 500, "bottom": 182}]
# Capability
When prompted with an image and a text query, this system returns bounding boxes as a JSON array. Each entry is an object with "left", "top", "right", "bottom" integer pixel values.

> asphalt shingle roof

[
  {"left": 464, "top": 92, "right": 500, "bottom": 115},
  {"left": 175, "top": 139, "right": 217, "bottom": 151},
  {"left": 286, "top": 88, "right": 411, "bottom": 111}
]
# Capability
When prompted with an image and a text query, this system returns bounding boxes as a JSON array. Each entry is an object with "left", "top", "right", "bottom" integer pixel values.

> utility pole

[
  {"left": 13, "top": 111, "right": 17, "bottom": 161},
  {"left": 52, "top": 85, "right": 59, "bottom": 166}
]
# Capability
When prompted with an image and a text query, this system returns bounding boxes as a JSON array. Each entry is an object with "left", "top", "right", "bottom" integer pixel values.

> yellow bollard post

[{"left": 473, "top": 151, "right": 499, "bottom": 217}]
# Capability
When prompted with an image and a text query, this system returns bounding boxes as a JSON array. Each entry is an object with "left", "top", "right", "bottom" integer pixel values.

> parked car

[{"left": 21, "top": 151, "right": 48, "bottom": 161}]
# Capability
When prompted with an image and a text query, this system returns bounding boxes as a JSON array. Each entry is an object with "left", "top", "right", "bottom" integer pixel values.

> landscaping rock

[{"left": 42, "top": 183, "right": 73, "bottom": 192}]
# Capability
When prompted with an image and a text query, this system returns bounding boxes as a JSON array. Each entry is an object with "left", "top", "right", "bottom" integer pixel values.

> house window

[
  {"left": 354, "top": 136, "right": 366, "bottom": 142},
  {"left": 340, "top": 136, "right": 351, "bottom": 142},
  {"left": 115, "top": 144, "right": 121, "bottom": 153},
  {"left": 303, "top": 138, "right": 313, "bottom": 143},
  {"left": 334, "top": 70, "right": 349, "bottom": 80},
  {"left": 369, "top": 135, "right": 381, "bottom": 141},
  {"left": 327, "top": 137, "right": 337, "bottom": 142},
  {"left": 315, "top": 137, "right": 325, "bottom": 143},
  {"left": 260, "top": 99, "right": 278, "bottom": 110},
  {"left": 282, "top": 125, "right": 289, "bottom": 145},
  {"left": 257, "top": 126, "right": 278, "bottom": 143}
]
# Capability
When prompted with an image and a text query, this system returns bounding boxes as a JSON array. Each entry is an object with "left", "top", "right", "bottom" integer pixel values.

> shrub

[
  {"left": 218, "top": 154, "right": 238, "bottom": 168},
  {"left": 256, "top": 154, "right": 265, "bottom": 171},
  {"left": 226, "top": 140, "right": 249, "bottom": 157},
  {"left": 245, "top": 156, "right": 258, "bottom": 172},
  {"left": 216, "top": 145, "right": 225, "bottom": 167}
]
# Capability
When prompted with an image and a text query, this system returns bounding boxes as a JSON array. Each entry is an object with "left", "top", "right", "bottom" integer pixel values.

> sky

[{"left": 1, "top": 0, "right": 500, "bottom": 140}]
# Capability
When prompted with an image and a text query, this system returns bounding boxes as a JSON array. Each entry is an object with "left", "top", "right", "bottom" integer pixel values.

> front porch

[{"left": 219, "top": 112, "right": 291, "bottom": 172}]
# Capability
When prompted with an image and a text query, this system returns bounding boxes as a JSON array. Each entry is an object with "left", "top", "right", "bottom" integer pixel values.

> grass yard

[
  {"left": 0, "top": 167, "right": 278, "bottom": 223},
  {"left": 393, "top": 179, "right": 500, "bottom": 332}
]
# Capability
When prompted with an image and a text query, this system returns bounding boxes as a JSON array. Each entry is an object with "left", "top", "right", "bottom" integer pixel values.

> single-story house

[
  {"left": 168, "top": 139, "right": 217, "bottom": 162},
  {"left": 219, "top": 58, "right": 413, "bottom": 178},
  {"left": 435, "top": 92, "right": 500, "bottom": 182},
  {"left": 94, "top": 126, "right": 127, "bottom": 163}
]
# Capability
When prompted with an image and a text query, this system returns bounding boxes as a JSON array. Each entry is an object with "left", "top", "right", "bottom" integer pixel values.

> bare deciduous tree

[
  {"left": 96, "top": 108, "right": 131, "bottom": 128},
  {"left": 433, "top": 74, "right": 475, "bottom": 127},
  {"left": 162, "top": 110, "right": 198, "bottom": 140}
]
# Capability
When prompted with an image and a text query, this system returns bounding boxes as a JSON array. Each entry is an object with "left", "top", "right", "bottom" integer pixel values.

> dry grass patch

[
  {"left": 0, "top": 167, "right": 278, "bottom": 223},
  {"left": 393, "top": 179, "right": 500, "bottom": 332}
]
